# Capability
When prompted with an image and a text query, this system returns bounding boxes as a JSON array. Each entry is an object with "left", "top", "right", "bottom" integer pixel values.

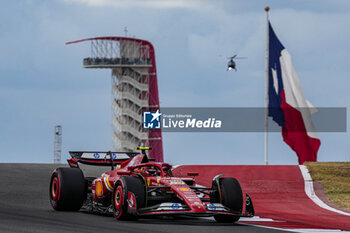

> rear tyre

[
  {"left": 112, "top": 176, "right": 145, "bottom": 220},
  {"left": 212, "top": 177, "right": 243, "bottom": 223},
  {"left": 49, "top": 168, "right": 86, "bottom": 211}
]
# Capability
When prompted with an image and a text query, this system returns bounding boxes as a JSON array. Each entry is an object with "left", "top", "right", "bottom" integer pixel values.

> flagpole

[{"left": 264, "top": 6, "right": 270, "bottom": 165}]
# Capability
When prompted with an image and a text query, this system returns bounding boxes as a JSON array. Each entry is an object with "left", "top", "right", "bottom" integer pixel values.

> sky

[{"left": 0, "top": 0, "right": 350, "bottom": 164}]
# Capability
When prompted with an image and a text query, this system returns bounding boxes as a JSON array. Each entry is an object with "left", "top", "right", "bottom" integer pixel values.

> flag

[{"left": 268, "top": 22, "right": 321, "bottom": 164}]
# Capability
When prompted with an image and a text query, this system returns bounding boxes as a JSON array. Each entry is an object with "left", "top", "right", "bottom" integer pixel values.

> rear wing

[{"left": 68, "top": 151, "right": 138, "bottom": 168}]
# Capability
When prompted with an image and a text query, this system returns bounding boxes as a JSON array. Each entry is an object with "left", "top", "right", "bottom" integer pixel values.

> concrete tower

[{"left": 67, "top": 37, "right": 164, "bottom": 162}]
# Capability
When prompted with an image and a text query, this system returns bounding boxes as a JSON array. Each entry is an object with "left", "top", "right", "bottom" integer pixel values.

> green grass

[{"left": 305, "top": 162, "right": 350, "bottom": 211}]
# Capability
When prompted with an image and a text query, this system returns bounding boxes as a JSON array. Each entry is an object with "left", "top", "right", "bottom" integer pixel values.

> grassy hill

[{"left": 305, "top": 162, "right": 350, "bottom": 211}]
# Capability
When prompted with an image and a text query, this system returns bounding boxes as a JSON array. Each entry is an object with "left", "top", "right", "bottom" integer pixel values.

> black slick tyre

[{"left": 212, "top": 177, "right": 243, "bottom": 223}]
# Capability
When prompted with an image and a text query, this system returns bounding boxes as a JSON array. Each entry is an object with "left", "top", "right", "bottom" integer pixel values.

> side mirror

[{"left": 117, "top": 170, "right": 131, "bottom": 175}]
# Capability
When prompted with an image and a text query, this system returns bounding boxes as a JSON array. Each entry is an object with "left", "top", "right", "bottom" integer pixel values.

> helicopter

[{"left": 227, "top": 55, "right": 247, "bottom": 71}]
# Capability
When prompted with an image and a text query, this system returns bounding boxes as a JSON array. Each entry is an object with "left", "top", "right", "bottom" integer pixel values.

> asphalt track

[{"left": 0, "top": 164, "right": 289, "bottom": 233}]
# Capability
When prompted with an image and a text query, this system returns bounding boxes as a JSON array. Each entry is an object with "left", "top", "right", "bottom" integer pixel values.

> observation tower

[{"left": 67, "top": 37, "right": 163, "bottom": 162}]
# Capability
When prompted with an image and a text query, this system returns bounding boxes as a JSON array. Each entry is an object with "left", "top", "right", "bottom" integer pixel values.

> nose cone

[{"left": 191, "top": 204, "right": 206, "bottom": 212}]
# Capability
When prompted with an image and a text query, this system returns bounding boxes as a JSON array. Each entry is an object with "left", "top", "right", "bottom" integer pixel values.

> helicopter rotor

[{"left": 226, "top": 54, "right": 247, "bottom": 71}]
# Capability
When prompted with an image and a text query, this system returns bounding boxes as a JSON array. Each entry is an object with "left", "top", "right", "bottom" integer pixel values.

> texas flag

[{"left": 268, "top": 22, "right": 321, "bottom": 164}]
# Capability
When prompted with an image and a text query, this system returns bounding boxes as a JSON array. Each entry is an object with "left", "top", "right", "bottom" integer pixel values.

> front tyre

[
  {"left": 212, "top": 177, "right": 243, "bottom": 223},
  {"left": 112, "top": 176, "right": 145, "bottom": 220},
  {"left": 49, "top": 168, "right": 86, "bottom": 211}
]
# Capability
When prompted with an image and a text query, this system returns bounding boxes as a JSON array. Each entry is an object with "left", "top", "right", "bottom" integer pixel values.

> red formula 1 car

[{"left": 49, "top": 147, "right": 254, "bottom": 223}]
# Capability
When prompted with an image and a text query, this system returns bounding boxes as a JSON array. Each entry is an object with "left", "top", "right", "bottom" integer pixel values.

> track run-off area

[
  {"left": 173, "top": 165, "right": 350, "bottom": 232},
  {"left": 0, "top": 163, "right": 349, "bottom": 233}
]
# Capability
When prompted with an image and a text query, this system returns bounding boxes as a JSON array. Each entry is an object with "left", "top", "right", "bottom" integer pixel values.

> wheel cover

[
  {"left": 51, "top": 177, "right": 58, "bottom": 201},
  {"left": 114, "top": 186, "right": 123, "bottom": 212}
]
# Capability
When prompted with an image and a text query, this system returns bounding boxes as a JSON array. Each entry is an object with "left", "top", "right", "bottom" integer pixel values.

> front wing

[{"left": 137, "top": 202, "right": 254, "bottom": 217}]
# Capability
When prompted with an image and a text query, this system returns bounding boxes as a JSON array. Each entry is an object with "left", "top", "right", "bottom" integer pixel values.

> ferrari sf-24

[{"left": 49, "top": 147, "right": 254, "bottom": 223}]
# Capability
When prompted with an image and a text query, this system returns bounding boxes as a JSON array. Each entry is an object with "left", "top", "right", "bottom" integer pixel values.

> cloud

[
  {"left": 63, "top": 0, "right": 202, "bottom": 9},
  {"left": 2, "top": 0, "right": 350, "bottom": 164},
  {"left": 187, "top": 11, "right": 264, "bottom": 68}
]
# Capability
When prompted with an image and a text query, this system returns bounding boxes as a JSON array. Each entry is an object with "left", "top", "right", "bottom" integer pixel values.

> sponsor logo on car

[
  {"left": 208, "top": 203, "right": 216, "bottom": 210},
  {"left": 171, "top": 203, "right": 180, "bottom": 210},
  {"left": 179, "top": 188, "right": 190, "bottom": 191},
  {"left": 162, "top": 178, "right": 184, "bottom": 185}
]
